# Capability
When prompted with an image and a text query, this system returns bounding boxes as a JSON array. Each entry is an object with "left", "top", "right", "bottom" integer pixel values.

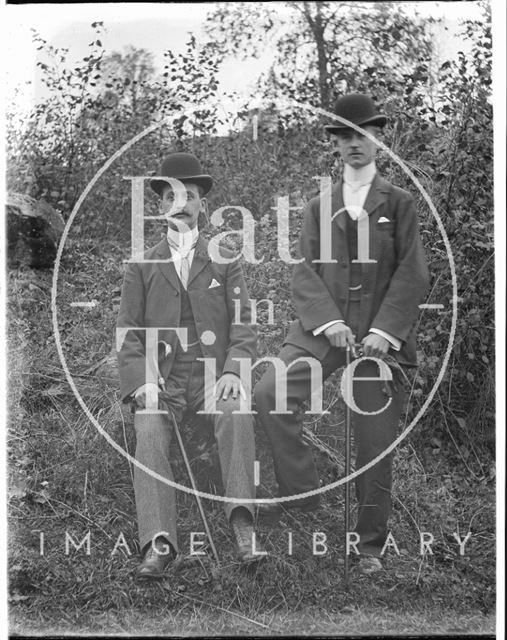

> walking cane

[
  {"left": 148, "top": 344, "right": 220, "bottom": 567},
  {"left": 343, "top": 344, "right": 352, "bottom": 586}
]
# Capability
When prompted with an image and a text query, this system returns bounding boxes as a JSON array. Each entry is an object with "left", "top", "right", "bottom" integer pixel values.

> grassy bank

[{"left": 7, "top": 248, "right": 495, "bottom": 636}]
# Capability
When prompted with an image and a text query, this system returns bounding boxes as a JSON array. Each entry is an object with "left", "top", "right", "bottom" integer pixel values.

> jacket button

[{"left": 174, "top": 291, "right": 179, "bottom": 296}]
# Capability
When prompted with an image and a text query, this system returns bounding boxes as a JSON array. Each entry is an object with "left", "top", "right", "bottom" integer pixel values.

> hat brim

[
  {"left": 150, "top": 174, "right": 213, "bottom": 197},
  {"left": 325, "top": 115, "right": 387, "bottom": 135}
]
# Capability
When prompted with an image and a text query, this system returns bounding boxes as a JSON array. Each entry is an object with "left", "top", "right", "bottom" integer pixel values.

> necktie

[
  {"left": 167, "top": 237, "right": 198, "bottom": 289},
  {"left": 345, "top": 179, "right": 365, "bottom": 193},
  {"left": 343, "top": 179, "right": 373, "bottom": 220}
]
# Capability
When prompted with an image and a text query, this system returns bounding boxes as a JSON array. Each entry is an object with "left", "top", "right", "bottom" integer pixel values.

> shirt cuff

[
  {"left": 134, "top": 382, "right": 160, "bottom": 398},
  {"left": 369, "top": 328, "right": 401, "bottom": 351},
  {"left": 313, "top": 320, "right": 344, "bottom": 336}
]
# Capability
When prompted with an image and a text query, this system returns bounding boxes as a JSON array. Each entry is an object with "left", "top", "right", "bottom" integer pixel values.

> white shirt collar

[
  {"left": 343, "top": 161, "right": 376, "bottom": 185},
  {"left": 166, "top": 225, "right": 199, "bottom": 254}
]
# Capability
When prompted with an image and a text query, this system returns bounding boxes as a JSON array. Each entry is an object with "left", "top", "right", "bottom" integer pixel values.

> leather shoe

[
  {"left": 135, "top": 540, "right": 175, "bottom": 580},
  {"left": 230, "top": 508, "right": 267, "bottom": 563},
  {"left": 256, "top": 496, "right": 320, "bottom": 521}
]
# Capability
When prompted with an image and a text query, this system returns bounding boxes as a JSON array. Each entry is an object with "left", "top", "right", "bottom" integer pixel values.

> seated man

[
  {"left": 117, "top": 152, "right": 263, "bottom": 579},
  {"left": 254, "top": 94, "right": 429, "bottom": 575}
]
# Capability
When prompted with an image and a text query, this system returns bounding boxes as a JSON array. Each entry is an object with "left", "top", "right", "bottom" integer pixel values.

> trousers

[
  {"left": 254, "top": 312, "right": 406, "bottom": 556},
  {"left": 133, "top": 344, "right": 256, "bottom": 553}
]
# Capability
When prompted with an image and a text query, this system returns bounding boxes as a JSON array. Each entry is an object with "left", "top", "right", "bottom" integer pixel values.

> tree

[
  {"left": 6, "top": 23, "right": 105, "bottom": 208},
  {"left": 99, "top": 46, "right": 155, "bottom": 110},
  {"left": 204, "top": 1, "right": 435, "bottom": 109}
]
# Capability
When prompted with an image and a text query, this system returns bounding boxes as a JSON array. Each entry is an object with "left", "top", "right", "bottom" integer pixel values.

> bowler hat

[
  {"left": 325, "top": 94, "right": 387, "bottom": 134},
  {"left": 150, "top": 152, "right": 213, "bottom": 196}
]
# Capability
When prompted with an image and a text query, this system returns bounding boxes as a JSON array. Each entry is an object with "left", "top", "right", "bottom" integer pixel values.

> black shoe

[
  {"left": 135, "top": 539, "right": 175, "bottom": 580},
  {"left": 230, "top": 508, "right": 267, "bottom": 563},
  {"left": 256, "top": 496, "right": 320, "bottom": 521}
]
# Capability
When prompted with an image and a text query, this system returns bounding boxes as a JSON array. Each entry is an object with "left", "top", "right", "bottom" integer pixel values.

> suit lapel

[
  {"left": 364, "top": 175, "right": 391, "bottom": 265},
  {"left": 155, "top": 238, "right": 180, "bottom": 292},
  {"left": 363, "top": 175, "right": 392, "bottom": 273},
  {"left": 332, "top": 181, "right": 348, "bottom": 234},
  {"left": 361, "top": 173, "right": 390, "bottom": 217},
  {"left": 187, "top": 235, "right": 210, "bottom": 286}
]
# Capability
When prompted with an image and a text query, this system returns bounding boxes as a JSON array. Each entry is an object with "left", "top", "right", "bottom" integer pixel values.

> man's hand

[
  {"left": 361, "top": 333, "right": 390, "bottom": 359},
  {"left": 134, "top": 383, "right": 160, "bottom": 409},
  {"left": 324, "top": 322, "right": 355, "bottom": 349},
  {"left": 215, "top": 373, "right": 246, "bottom": 401}
]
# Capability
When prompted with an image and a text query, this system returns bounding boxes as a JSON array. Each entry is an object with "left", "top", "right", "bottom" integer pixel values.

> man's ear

[{"left": 200, "top": 197, "right": 210, "bottom": 225}]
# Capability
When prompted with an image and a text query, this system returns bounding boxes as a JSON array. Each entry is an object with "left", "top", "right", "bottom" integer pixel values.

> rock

[{"left": 7, "top": 193, "right": 65, "bottom": 269}]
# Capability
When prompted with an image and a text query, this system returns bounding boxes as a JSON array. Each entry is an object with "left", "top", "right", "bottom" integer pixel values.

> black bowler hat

[
  {"left": 325, "top": 93, "right": 387, "bottom": 134},
  {"left": 150, "top": 152, "right": 213, "bottom": 197}
]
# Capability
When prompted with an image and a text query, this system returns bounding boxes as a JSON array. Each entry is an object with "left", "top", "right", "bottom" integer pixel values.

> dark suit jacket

[
  {"left": 285, "top": 174, "right": 429, "bottom": 366},
  {"left": 116, "top": 235, "right": 257, "bottom": 402}
]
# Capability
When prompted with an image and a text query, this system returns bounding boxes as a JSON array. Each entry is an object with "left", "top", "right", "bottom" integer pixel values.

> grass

[
  {"left": 10, "top": 607, "right": 495, "bottom": 637},
  {"left": 6, "top": 243, "right": 496, "bottom": 637}
]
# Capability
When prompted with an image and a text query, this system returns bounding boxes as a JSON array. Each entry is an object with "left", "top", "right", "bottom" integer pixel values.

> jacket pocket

[{"left": 377, "top": 221, "right": 395, "bottom": 233}]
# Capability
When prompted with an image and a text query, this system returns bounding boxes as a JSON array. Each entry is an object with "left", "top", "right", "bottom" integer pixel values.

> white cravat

[
  {"left": 166, "top": 226, "right": 199, "bottom": 288},
  {"left": 342, "top": 161, "right": 376, "bottom": 220}
]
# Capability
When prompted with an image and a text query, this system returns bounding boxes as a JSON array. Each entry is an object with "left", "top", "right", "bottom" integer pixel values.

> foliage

[
  {"left": 6, "top": 3, "right": 494, "bottom": 633},
  {"left": 204, "top": 2, "right": 435, "bottom": 108},
  {"left": 6, "top": 258, "right": 495, "bottom": 633},
  {"left": 99, "top": 45, "right": 155, "bottom": 110},
  {"left": 6, "top": 1, "right": 493, "bottom": 477}
]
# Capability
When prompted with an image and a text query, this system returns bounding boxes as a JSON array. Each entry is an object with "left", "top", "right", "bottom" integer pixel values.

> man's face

[
  {"left": 161, "top": 182, "right": 203, "bottom": 231},
  {"left": 334, "top": 125, "right": 381, "bottom": 169}
]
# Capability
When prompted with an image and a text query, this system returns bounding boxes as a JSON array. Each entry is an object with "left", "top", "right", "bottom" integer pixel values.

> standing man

[
  {"left": 254, "top": 94, "right": 429, "bottom": 574},
  {"left": 117, "top": 152, "right": 264, "bottom": 579}
]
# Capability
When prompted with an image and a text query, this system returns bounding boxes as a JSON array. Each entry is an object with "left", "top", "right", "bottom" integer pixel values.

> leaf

[
  {"left": 33, "top": 489, "right": 50, "bottom": 504},
  {"left": 9, "top": 594, "right": 31, "bottom": 603},
  {"left": 9, "top": 481, "right": 27, "bottom": 499},
  {"left": 456, "top": 417, "right": 467, "bottom": 430},
  {"left": 43, "top": 384, "right": 66, "bottom": 397},
  {"left": 16, "top": 456, "right": 32, "bottom": 467}
]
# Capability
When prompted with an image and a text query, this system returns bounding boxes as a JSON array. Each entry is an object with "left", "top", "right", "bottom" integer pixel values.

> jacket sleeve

[
  {"left": 116, "top": 261, "right": 148, "bottom": 402},
  {"left": 222, "top": 258, "right": 257, "bottom": 378},
  {"left": 370, "top": 195, "right": 430, "bottom": 342},
  {"left": 292, "top": 199, "right": 345, "bottom": 331}
]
